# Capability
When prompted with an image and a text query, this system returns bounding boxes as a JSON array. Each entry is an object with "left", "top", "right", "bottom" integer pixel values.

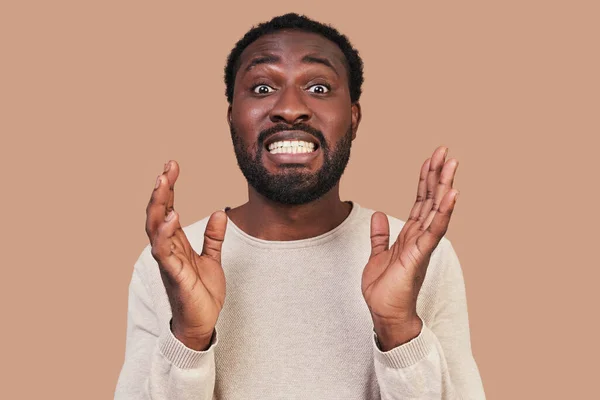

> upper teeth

[{"left": 268, "top": 140, "right": 316, "bottom": 154}]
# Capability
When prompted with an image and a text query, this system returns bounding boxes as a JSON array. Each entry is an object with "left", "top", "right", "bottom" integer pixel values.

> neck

[{"left": 225, "top": 184, "right": 352, "bottom": 241}]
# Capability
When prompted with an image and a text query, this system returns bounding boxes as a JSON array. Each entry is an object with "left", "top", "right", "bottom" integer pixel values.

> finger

[
  {"left": 163, "top": 212, "right": 211, "bottom": 299},
  {"left": 150, "top": 210, "right": 185, "bottom": 280},
  {"left": 422, "top": 158, "right": 458, "bottom": 231},
  {"left": 171, "top": 228, "right": 190, "bottom": 260},
  {"left": 163, "top": 160, "right": 180, "bottom": 214},
  {"left": 170, "top": 225, "right": 202, "bottom": 273},
  {"left": 370, "top": 211, "right": 390, "bottom": 258},
  {"left": 418, "top": 146, "right": 448, "bottom": 223},
  {"left": 416, "top": 189, "right": 459, "bottom": 255},
  {"left": 400, "top": 158, "right": 430, "bottom": 245},
  {"left": 159, "top": 209, "right": 196, "bottom": 262},
  {"left": 201, "top": 211, "right": 228, "bottom": 264},
  {"left": 145, "top": 161, "right": 181, "bottom": 240},
  {"left": 145, "top": 174, "right": 171, "bottom": 241},
  {"left": 402, "top": 147, "right": 449, "bottom": 246}
]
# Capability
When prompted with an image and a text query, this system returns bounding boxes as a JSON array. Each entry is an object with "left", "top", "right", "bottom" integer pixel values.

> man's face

[{"left": 228, "top": 30, "right": 361, "bottom": 205}]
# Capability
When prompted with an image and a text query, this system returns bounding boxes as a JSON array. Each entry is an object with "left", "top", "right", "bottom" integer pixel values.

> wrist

[
  {"left": 373, "top": 316, "right": 423, "bottom": 352},
  {"left": 170, "top": 320, "right": 215, "bottom": 351}
]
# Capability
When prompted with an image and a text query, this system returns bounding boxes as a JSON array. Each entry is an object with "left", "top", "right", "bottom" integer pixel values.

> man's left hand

[{"left": 361, "top": 146, "right": 459, "bottom": 351}]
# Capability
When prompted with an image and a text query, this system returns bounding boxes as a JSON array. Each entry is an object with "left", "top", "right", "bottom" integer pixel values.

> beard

[{"left": 229, "top": 122, "right": 353, "bottom": 205}]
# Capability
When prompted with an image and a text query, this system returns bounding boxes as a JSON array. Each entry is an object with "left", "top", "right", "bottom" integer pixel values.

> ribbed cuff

[
  {"left": 158, "top": 324, "right": 218, "bottom": 369},
  {"left": 372, "top": 317, "right": 435, "bottom": 369}
]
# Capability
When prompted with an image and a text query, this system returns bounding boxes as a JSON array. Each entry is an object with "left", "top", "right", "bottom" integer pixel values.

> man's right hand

[{"left": 145, "top": 160, "right": 228, "bottom": 351}]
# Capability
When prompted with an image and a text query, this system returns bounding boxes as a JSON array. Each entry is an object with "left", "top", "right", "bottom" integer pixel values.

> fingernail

[
  {"left": 164, "top": 161, "right": 171, "bottom": 172},
  {"left": 454, "top": 191, "right": 460, "bottom": 201},
  {"left": 444, "top": 148, "right": 449, "bottom": 158},
  {"left": 155, "top": 176, "right": 161, "bottom": 189},
  {"left": 166, "top": 210, "right": 175, "bottom": 221}
]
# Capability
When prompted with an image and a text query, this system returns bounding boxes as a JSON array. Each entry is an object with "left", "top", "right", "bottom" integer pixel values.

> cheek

[
  {"left": 231, "top": 98, "right": 271, "bottom": 134},
  {"left": 316, "top": 106, "right": 352, "bottom": 137}
]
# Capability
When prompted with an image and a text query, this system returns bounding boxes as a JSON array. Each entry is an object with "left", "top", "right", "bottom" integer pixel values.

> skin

[
  {"left": 145, "top": 30, "right": 459, "bottom": 351},
  {"left": 226, "top": 30, "right": 360, "bottom": 240}
]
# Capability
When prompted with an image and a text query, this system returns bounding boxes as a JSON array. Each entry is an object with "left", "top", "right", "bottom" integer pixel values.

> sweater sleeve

[
  {"left": 114, "top": 250, "right": 218, "bottom": 400},
  {"left": 372, "top": 239, "right": 486, "bottom": 400}
]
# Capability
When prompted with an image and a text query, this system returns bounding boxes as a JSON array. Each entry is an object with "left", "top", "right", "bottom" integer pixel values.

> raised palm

[
  {"left": 145, "top": 160, "right": 228, "bottom": 348},
  {"left": 362, "top": 146, "right": 459, "bottom": 326}
]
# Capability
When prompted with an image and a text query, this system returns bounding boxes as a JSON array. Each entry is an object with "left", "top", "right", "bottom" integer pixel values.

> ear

[
  {"left": 351, "top": 102, "right": 362, "bottom": 141},
  {"left": 227, "top": 104, "right": 233, "bottom": 128}
]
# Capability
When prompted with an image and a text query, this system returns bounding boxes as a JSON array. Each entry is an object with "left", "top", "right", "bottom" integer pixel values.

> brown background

[{"left": 1, "top": 1, "right": 598, "bottom": 398}]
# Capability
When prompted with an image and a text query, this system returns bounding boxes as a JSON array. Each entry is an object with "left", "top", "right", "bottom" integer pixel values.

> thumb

[
  {"left": 370, "top": 211, "right": 390, "bottom": 258},
  {"left": 201, "top": 210, "right": 228, "bottom": 264}
]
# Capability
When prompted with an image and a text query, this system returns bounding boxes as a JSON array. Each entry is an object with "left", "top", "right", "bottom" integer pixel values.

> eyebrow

[
  {"left": 245, "top": 55, "right": 281, "bottom": 72},
  {"left": 244, "top": 54, "right": 339, "bottom": 76},
  {"left": 301, "top": 55, "right": 339, "bottom": 76}
]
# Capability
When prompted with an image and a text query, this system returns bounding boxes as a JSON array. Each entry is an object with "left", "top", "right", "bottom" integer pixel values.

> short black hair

[{"left": 224, "top": 13, "right": 364, "bottom": 104}]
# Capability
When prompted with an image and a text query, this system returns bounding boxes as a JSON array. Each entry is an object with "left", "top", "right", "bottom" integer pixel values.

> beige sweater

[{"left": 114, "top": 202, "right": 485, "bottom": 399}]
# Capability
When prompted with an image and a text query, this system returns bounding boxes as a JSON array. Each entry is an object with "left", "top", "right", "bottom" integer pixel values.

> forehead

[{"left": 238, "top": 30, "right": 348, "bottom": 75}]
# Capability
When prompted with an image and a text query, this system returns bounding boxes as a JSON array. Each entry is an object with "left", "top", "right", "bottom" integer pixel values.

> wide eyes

[
  {"left": 252, "top": 84, "right": 330, "bottom": 95},
  {"left": 307, "top": 84, "right": 329, "bottom": 94},
  {"left": 254, "top": 85, "right": 275, "bottom": 94}
]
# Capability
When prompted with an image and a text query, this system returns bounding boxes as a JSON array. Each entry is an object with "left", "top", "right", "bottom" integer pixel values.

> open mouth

[
  {"left": 263, "top": 130, "right": 321, "bottom": 156},
  {"left": 267, "top": 140, "right": 318, "bottom": 154}
]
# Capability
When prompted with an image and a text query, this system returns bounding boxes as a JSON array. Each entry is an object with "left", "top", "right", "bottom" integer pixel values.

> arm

[
  {"left": 114, "top": 250, "right": 218, "bottom": 400},
  {"left": 115, "top": 160, "right": 228, "bottom": 398},
  {"left": 372, "top": 239, "right": 485, "bottom": 400},
  {"left": 363, "top": 146, "right": 485, "bottom": 399}
]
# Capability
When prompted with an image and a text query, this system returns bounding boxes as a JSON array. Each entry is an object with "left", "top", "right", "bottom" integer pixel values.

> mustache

[{"left": 257, "top": 123, "right": 327, "bottom": 150}]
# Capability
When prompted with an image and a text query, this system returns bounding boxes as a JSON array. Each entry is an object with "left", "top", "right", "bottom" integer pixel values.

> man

[{"left": 115, "top": 13, "right": 485, "bottom": 400}]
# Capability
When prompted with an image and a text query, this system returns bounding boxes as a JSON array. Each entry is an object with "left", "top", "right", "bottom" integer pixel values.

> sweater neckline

[{"left": 222, "top": 201, "right": 361, "bottom": 249}]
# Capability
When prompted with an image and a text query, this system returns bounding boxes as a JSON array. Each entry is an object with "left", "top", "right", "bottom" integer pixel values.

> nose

[{"left": 269, "top": 86, "right": 312, "bottom": 125}]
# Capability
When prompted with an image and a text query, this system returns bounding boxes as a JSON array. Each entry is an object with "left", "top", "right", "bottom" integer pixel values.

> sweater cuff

[
  {"left": 158, "top": 322, "right": 218, "bottom": 369},
  {"left": 372, "top": 316, "right": 435, "bottom": 369}
]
